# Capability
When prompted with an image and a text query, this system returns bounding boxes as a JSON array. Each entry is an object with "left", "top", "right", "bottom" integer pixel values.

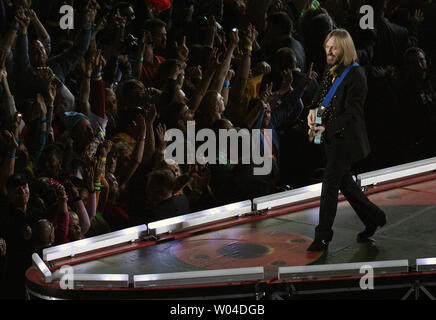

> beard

[
  {"left": 327, "top": 55, "right": 337, "bottom": 66},
  {"left": 327, "top": 53, "right": 342, "bottom": 66}
]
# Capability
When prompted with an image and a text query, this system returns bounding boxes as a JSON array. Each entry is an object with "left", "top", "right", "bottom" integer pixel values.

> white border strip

[
  {"left": 43, "top": 224, "right": 148, "bottom": 261},
  {"left": 278, "top": 260, "right": 409, "bottom": 280},
  {"left": 357, "top": 157, "right": 436, "bottom": 187},
  {"left": 148, "top": 200, "right": 252, "bottom": 235},
  {"left": 416, "top": 258, "right": 436, "bottom": 272},
  {"left": 134, "top": 267, "right": 264, "bottom": 288},
  {"left": 252, "top": 183, "right": 322, "bottom": 211},
  {"left": 32, "top": 253, "right": 52, "bottom": 283},
  {"left": 71, "top": 274, "right": 129, "bottom": 288}
]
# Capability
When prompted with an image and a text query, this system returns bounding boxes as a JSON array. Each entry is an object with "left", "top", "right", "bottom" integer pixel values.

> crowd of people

[{"left": 0, "top": 0, "right": 434, "bottom": 299}]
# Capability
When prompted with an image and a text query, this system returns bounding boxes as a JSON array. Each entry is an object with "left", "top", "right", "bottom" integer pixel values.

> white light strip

[
  {"left": 278, "top": 260, "right": 409, "bottom": 280},
  {"left": 32, "top": 253, "right": 52, "bottom": 283},
  {"left": 416, "top": 258, "right": 436, "bottom": 272},
  {"left": 252, "top": 183, "right": 322, "bottom": 211},
  {"left": 148, "top": 200, "right": 252, "bottom": 235},
  {"left": 71, "top": 274, "right": 129, "bottom": 288},
  {"left": 133, "top": 267, "right": 264, "bottom": 288},
  {"left": 357, "top": 157, "right": 436, "bottom": 187},
  {"left": 43, "top": 224, "right": 148, "bottom": 261}
]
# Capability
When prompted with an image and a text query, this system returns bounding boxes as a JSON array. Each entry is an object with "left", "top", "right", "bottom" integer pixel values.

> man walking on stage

[{"left": 307, "top": 29, "right": 386, "bottom": 252}]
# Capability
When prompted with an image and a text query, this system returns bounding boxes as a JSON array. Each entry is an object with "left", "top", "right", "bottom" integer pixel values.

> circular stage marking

[{"left": 171, "top": 228, "right": 322, "bottom": 271}]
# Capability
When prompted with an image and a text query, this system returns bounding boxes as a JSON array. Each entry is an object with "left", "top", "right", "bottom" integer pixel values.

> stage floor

[
  {"left": 25, "top": 174, "right": 436, "bottom": 299},
  {"left": 50, "top": 176, "right": 436, "bottom": 279}
]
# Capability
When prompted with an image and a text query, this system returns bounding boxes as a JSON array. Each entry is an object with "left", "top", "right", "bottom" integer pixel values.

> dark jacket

[{"left": 312, "top": 64, "right": 371, "bottom": 163}]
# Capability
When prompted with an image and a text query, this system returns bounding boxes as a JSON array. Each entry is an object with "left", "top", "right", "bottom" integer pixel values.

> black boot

[
  {"left": 357, "top": 214, "right": 386, "bottom": 242},
  {"left": 307, "top": 239, "right": 329, "bottom": 252}
]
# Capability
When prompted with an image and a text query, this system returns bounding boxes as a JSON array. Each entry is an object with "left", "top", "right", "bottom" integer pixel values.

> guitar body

[
  {"left": 308, "top": 106, "right": 324, "bottom": 144},
  {"left": 313, "top": 107, "right": 323, "bottom": 145}
]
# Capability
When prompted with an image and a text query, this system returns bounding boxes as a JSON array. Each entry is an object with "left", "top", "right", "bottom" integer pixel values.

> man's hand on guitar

[
  {"left": 308, "top": 125, "right": 325, "bottom": 137},
  {"left": 307, "top": 109, "right": 316, "bottom": 128}
]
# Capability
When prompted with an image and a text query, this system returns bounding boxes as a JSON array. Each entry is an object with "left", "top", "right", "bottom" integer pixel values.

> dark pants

[{"left": 315, "top": 147, "right": 385, "bottom": 242}]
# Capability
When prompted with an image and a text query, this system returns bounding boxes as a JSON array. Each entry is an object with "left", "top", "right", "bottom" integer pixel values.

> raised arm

[
  {"left": 118, "top": 114, "right": 147, "bottom": 192},
  {"left": 53, "top": 183, "right": 70, "bottom": 245},
  {"left": 29, "top": 9, "right": 51, "bottom": 55},
  {"left": 89, "top": 50, "right": 106, "bottom": 119},
  {"left": 0, "top": 56, "right": 16, "bottom": 125},
  {"left": 133, "top": 31, "right": 153, "bottom": 81},
  {"left": 209, "top": 28, "right": 239, "bottom": 93},
  {"left": 188, "top": 48, "right": 219, "bottom": 113},
  {"left": 14, "top": 7, "right": 33, "bottom": 73},
  {"left": 229, "top": 24, "right": 257, "bottom": 104},
  {"left": 0, "top": 131, "right": 19, "bottom": 196}
]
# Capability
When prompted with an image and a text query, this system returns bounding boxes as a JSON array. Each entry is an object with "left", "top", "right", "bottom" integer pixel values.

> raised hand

[
  {"left": 225, "top": 68, "right": 235, "bottom": 82},
  {"left": 175, "top": 36, "right": 189, "bottom": 62},
  {"left": 33, "top": 66, "right": 55, "bottom": 81},
  {"left": 28, "top": 8, "right": 38, "bottom": 22},
  {"left": 15, "top": 7, "right": 31, "bottom": 33},
  {"left": 112, "top": 9, "right": 127, "bottom": 31},
  {"left": 253, "top": 61, "right": 271, "bottom": 77},
  {"left": 3, "top": 130, "right": 18, "bottom": 151},
  {"left": 84, "top": 0, "right": 100, "bottom": 25},
  {"left": 145, "top": 104, "right": 157, "bottom": 124},
  {"left": 65, "top": 180, "right": 80, "bottom": 199},
  {"left": 241, "top": 23, "right": 257, "bottom": 48},
  {"left": 135, "top": 113, "right": 146, "bottom": 135},
  {"left": 260, "top": 82, "right": 274, "bottom": 103},
  {"left": 94, "top": 13, "right": 109, "bottom": 34},
  {"left": 229, "top": 28, "right": 240, "bottom": 48},
  {"left": 207, "top": 47, "right": 221, "bottom": 70},
  {"left": 155, "top": 122, "right": 167, "bottom": 150},
  {"left": 92, "top": 49, "right": 105, "bottom": 78},
  {"left": 408, "top": 9, "right": 424, "bottom": 25},
  {"left": 303, "top": 62, "right": 318, "bottom": 86},
  {"left": 52, "top": 181, "right": 67, "bottom": 199}
]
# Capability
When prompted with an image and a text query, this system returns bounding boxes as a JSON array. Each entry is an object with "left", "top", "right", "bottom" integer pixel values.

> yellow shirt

[{"left": 330, "top": 65, "right": 339, "bottom": 83}]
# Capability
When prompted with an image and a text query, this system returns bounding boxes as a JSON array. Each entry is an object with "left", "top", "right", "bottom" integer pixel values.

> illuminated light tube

[
  {"left": 32, "top": 253, "right": 52, "bottom": 283},
  {"left": 357, "top": 157, "right": 436, "bottom": 187},
  {"left": 252, "top": 183, "right": 322, "bottom": 211},
  {"left": 43, "top": 224, "right": 148, "bottom": 261},
  {"left": 70, "top": 274, "right": 129, "bottom": 288},
  {"left": 278, "top": 260, "right": 409, "bottom": 281},
  {"left": 416, "top": 258, "right": 436, "bottom": 272},
  {"left": 133, "top": 267, "right": 264, "bottom": 288},
  {"left": 148, "top": 200, "right": 252, "bottom": 235}
]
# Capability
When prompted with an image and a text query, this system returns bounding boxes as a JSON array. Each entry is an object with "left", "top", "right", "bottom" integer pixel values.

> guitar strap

[{"left": 321, "top": 62, "right": 360, "bottom": 107}]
